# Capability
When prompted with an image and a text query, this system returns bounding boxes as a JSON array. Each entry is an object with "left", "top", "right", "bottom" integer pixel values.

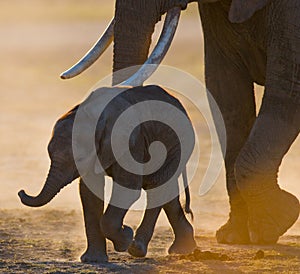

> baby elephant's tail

[{"left": 182, "top": 166, "right": 194, "bottom": 221}]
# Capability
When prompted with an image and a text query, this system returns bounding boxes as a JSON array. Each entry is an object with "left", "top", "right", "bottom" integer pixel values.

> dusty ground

[
  {"left": 1, "top": 1, "right": 299, "bottom": 273},
  {"left": 0, "top": 209, "right": 299, "bottom": 273}
]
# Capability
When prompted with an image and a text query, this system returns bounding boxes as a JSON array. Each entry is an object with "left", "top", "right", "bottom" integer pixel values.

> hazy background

[{"left": 0, "top": 0, "right": 299, "bottom": 234}]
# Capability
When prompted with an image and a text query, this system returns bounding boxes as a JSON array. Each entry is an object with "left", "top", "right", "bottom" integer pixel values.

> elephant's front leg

[
  {"left": 200, "top": 3, "right": 259, "bottom": 244},
  {"left": 209, "top": 61, "right": 255, "bottom": 245},
  {"left": 235, "top": 94, "right": 300, "bottom": 244},
  {"left": 204, "top": 60, "right": 255, "bottom": 244},
  {"left": 128, "top": 206, "right": 162, "bottom": 257},
  {"left": 235, "top": 1, "right": 300, "bottom": 244},
  {"left": 79, "top": 179, "right": 107, "bottom": 263}
]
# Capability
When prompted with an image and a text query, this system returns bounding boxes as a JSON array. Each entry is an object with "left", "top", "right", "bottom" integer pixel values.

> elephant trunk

[
  {"left": 113, "top": 0, "right": 165, "bottom": 85},
  {"left": 18, "top": 164, "right": 72, "bottom": 207}
]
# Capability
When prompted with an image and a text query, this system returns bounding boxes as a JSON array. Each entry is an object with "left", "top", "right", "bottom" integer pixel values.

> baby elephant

[{"left": 18, "top": 85, "right": 196, "bottom": 262}]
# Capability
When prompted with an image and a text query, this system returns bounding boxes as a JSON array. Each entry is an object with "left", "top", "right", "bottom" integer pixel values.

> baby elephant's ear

[
  {"left": 229, "top": 0, "right": 271, "bottom": 23},
  {"left": 95, "top": 97, "right": 144, "bottom": 176}
]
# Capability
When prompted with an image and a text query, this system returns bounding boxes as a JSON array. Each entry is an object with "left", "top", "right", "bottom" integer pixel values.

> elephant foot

[
  {"left": 128, "top": 239, "right": 147, "bottom": 257},
  {"left": 168, "top": 233, "right": 196, "bottom": 254},
  {"left": 246, "top": 188, "right": 300, "bottom": 244},
  {"left": 111, "top": 225, "right": 134, "bottom": 252},
  {"left": 216, "top": 217, "right": 250, "bottom": 244},
  {"left": 80, "top": 249, "right": 108, "bottom": 264}
]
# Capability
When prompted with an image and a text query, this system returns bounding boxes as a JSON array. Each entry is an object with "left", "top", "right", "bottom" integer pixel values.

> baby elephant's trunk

[
  {"left": 182, "top": 166, "right": 194, "bottom": 221},
  {"left": 18, "top": 165, "right": 69, "bottom": 207}
]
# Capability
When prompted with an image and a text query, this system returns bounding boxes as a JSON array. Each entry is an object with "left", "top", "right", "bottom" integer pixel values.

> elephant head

[
  {"left": 60, "top": 0, "right": 272, "bottom": 84},
  {"left": 18, "top": 107, "right": 80, "bottom": 207},
  {"left": 18, "top": 87, "right": 145, "bottom": 208}
]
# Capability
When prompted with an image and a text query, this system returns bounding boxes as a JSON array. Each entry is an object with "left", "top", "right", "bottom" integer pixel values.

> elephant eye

[{"left": 47, "top": 142, "right": 54, "bottom": 155}]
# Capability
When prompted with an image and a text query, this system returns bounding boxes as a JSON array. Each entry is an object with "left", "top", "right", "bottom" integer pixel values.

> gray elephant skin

[
  {"left": 86, "top": 0, "right": 300, "bottom": 245},
  {"left": 18, "top": 85, "right": 197, "bottom": 263}
]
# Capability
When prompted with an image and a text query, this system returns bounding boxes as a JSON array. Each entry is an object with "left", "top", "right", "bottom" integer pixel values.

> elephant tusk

[
  {"left": 60, "top": 19, "right": 115, "bottom": 80},
  {"left": 121, "top": 7, "right": 181, "bottom": 87}
]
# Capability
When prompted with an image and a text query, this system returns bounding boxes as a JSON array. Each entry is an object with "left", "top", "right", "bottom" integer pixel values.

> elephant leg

[
  {"left": 235, "top": 0, "right": 300, "bottom": 244},
  {"left": 100, "top": 178, "right": 141, "bottom": 252},
  {"left": 199, "top": 3, "right": 259, "bottom": 244},
  {"left": 128, "top": 206, "right": 162, "bottom": 257},
  {"left": 164, "top": 196, "right": 196, "bottom": 254},
  {"left": 235, "top": 94, "right": 300, "bottom": 244},
  {"left": 212, "top": 73, "right": 255, "bottom": 245},
  {"left": 101, "top": 205, "right": 133, "bottom": 252},
  {"left": 79, "top": 179, "right": 108, "bottom": 263},
  {"left": 199, "top": 15, "right": 256, "bottom": 244}
]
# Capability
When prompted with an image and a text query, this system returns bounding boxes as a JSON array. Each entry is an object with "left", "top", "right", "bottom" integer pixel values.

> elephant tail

[{"left": 182, "top": 166, "right": 194, "bottom": 221}]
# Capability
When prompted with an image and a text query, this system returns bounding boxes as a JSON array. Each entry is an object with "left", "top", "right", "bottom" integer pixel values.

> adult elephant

[{"left": 61, "top": 0, "right": 300, "bottom": 244}]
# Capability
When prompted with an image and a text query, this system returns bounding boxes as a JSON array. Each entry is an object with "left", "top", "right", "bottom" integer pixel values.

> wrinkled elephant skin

[
  {"left": 111, "top": 0, "right": 300, "bottom": 244},
  {"left": 18, "top": 85, "right": 196, "bottom": 262}
]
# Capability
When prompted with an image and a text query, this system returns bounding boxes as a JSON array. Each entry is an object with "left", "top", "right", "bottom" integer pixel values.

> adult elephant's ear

[{"left": 229, "top": 0, "right": 271, "bottom": 23}]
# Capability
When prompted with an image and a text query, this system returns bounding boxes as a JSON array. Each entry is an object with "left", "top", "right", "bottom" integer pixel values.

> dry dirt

[
  {"left": 1, "top": 1, "right": 299, "bottom": 273},
  {"left": 0, "top": 209, "right": 299, "bottom": 273}
]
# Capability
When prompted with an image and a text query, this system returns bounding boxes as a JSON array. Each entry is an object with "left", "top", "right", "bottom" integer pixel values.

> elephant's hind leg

[
  {"left": 101, "top": 204, "right": 135, "bottom": 252},
  {"left": 100, "top": 177, "right": 141, "bottom": 252},
  {"left": 79, "top": 179, "right": 108, "bottom": 263},
  {"left": 128, "top": 206, "right": 162, "bottom": 257},
  {"left": 164, "top": 196, "right": 196, "bottom": 254}
]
